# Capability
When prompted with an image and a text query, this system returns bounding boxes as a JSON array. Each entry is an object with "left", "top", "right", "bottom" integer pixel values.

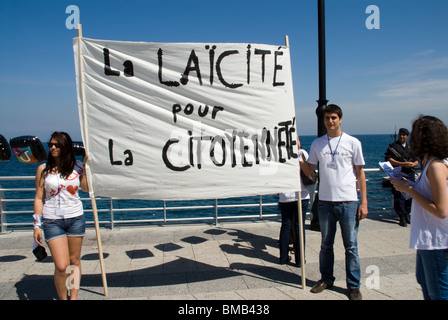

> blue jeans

[
  {"left": 318, "top": 200, "right": 361, "bottom": 288},
  {"left": 416, "top": 249, "right": 448, "bottom": 300},
  {"left": 42, "top": 216, "right": 86, "bottom": 242},
  {"left": 279, "top": 199, "right": 309, "bottom": 266}
]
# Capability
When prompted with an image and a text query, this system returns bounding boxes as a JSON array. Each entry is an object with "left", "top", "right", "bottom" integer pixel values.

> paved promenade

[{"left": 0, "top": 211, "right": 422, "bottom": 301}]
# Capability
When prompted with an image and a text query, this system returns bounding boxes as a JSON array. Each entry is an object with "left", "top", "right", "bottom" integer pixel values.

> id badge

[
  {"left": 55, "top": 208, "right": 65, "bottom": 216},
  {"left": 327, "top": 161, "right": 337, "bottom": 170}
]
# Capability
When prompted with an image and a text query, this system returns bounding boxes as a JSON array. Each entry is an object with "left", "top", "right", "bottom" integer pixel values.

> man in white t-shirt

[{"left": 300, "top": 104, "right": 368, "bottom": 300}]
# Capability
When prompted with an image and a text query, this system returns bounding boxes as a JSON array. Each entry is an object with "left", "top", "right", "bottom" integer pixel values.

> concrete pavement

[{"left": 0, "top": 210, "right": 423, "bottom": 300}]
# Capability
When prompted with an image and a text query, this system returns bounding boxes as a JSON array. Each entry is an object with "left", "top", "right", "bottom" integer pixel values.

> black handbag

[{"left": 33, "top": 245, "right": 48, "bottom": 261}]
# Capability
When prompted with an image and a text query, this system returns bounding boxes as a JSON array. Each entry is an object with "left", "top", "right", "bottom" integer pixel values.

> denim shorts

[{"left": 42, "top": 215, "right": 86, "bottom": 242}]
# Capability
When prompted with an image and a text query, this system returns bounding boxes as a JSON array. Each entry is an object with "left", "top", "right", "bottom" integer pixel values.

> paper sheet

[{"left": 379, "top": 161, "right": 413, "bottom": 199}]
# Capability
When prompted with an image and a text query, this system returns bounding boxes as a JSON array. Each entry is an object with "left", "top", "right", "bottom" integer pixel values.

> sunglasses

[{"left": 48, "top": 142, "right": 62, "bottom": 149}]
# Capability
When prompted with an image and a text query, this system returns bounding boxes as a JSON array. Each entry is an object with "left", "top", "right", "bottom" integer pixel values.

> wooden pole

[
  {"left": 297, "top": 194, "right": 306, "bottom": 290},
  {"left": 285, "top": 35, "right": 306, "bottom": 290},
  {"left": 77, "top": 24, "right": 109, "bottom": 297},
  {"left": 284, "top": 35, "right": 290, "bottom": 48}
]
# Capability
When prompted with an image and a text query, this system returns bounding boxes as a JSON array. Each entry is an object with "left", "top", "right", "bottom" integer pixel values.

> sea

[{"left": 0, "top": 134, "right": 398, "bottom": 228}]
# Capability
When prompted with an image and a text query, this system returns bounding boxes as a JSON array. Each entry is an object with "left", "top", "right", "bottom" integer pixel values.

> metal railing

[{"left": 0, "top": 168, "right": 392, "bottom": 233}]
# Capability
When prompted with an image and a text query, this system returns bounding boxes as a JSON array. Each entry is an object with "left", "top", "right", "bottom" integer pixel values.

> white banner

[{"left": 74, "top": 37, "right": 300, "bottom": 200}]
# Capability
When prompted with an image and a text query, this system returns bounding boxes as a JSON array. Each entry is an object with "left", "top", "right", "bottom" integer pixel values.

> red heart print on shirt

[{"left": 66, "top": 185, "right": 79, "bottom": 196}]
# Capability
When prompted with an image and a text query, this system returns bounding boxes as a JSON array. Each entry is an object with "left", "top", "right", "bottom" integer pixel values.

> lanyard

[{"left": 327, "top": 133, "right": 343, "bottom": 162}]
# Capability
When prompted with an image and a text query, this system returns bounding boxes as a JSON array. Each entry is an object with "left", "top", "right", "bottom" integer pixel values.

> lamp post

[
  {"left": 310, "top": 0, "right": 327, "bottom": 231},
  {"left": 316, "top": 0, "right": 328, "bottom": 137}
]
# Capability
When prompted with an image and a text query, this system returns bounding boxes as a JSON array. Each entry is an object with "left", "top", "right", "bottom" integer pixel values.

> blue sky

[{"left": 1, "top": 0, "right": 447, "bottom": 141}]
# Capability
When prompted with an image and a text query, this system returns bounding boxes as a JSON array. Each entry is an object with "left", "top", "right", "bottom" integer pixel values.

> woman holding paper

[
  {"left": 33, "top": 132, "right": 89, "bottom": 300},
  {"left": 390, "top": 115, "right": 448, "bottom": 300}
]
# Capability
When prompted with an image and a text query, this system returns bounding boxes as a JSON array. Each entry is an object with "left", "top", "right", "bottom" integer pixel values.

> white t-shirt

[
  {"left": 279, "top": 150, "right": 311, "bottom": 203},
  {"left": 307, "top": 133, "right": 365, "bottom": 202},
  {"left": 42, "top": 160, "right": 84, "bottom": 219},
  {"left": 409, "top": 157, "right": 448, "bottom": 250}
]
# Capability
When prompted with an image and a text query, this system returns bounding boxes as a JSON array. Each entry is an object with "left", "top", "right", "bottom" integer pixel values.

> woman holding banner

[
  {"left": 278, "top": 137, "right": 310, "bottom": 267},
  {"left": 33, "top": 132, "right": 89, "bottom": 300}
]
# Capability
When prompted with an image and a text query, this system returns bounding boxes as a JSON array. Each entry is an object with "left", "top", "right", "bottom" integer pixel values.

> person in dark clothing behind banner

[{"left": 384, "top": 128, "right": 419, "bottom": 226}]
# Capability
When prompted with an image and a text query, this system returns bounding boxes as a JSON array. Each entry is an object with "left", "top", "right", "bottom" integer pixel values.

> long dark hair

[
  {"left": 43, "top": 132, "right": 76, "bottom": 179},
  {"left": 410, "top": 115, "right": 448, "bottom": 162}
]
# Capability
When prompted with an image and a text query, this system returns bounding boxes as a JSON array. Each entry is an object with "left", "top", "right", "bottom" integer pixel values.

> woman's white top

[
  {"left": 409, "top": 157, "right": 448, "bottom": 250},
  {"left": 42, "top": 160, "right": 84, "bottom": 219}
]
